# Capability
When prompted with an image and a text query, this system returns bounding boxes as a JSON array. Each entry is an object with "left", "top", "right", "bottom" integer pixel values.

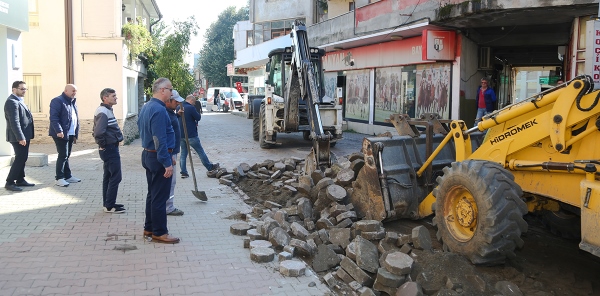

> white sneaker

[
  {"left": 65, "top": 176, "right": 81, "bottom": 183},
  {"left": 55, "top": 179, "right": 69, "bottom": 187}
]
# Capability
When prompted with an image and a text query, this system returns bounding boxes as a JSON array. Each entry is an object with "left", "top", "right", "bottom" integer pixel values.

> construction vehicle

[
  {"left": 352, "top": 75, "right": 600, "bottom": 265},
  {"left": 251, "top": 20, "right": 343, "bottom": 169}
]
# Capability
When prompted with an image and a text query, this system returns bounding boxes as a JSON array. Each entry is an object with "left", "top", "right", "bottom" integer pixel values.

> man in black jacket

[
  {"left": 93, "top": 88, "right": 125, "bottom": 213},
  {"left": 4, "top": 81, "right": 35, "bottom": 192}
]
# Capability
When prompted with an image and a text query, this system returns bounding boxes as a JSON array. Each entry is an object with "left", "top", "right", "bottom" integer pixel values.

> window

[
  {"left": 28, "top": 0, "right": 39, "bottom": 27},
  {"left": 23, "top": 74, "right": 42, "bottom": 113},
  {"left": 246, "top": 31, "right": 253, "bottom": 46},
  {"left": 349, "top": 2, "right": 355, "bottom": 11},
  {"left": 127, "top": 77, "right": 137, "bottom": 115},
  {"left": 269, "top": 54, "right": 283, "bottom": 96},
  {"left": 249, "top": 19, "right": 304, "bottom": 46}
]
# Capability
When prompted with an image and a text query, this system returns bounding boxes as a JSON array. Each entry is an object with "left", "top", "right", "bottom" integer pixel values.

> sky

[{"left": 154, "top": 0, "right": 249, "bottom": 65}]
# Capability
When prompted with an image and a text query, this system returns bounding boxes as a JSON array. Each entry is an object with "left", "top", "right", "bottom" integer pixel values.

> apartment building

[
  {"left": 21, "top": 0, "right": 161, "bottom": 144},
  {"left": 234, "top": 0, "right": 599, "bottom": 135}
]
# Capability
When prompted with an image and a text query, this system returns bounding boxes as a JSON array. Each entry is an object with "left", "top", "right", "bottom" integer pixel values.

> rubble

[{"left": 222, "top": 155, "right": 531, "bottom": 295}]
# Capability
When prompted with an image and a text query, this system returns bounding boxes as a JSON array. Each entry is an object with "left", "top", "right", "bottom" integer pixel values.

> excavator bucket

[{"left": 351, "top": 128, "right": 485, "bottom": 222}]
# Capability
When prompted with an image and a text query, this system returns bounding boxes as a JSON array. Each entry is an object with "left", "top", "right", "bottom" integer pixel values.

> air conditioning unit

[{"left": 478, "top": 47, "right": 492, "bottom": 69}]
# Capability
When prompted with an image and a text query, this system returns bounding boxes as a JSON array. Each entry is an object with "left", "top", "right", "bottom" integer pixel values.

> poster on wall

[
  {"left": 374, "top": 66, "right": 416, "bottom": 122},
  {"left": 324, "top": 72, "right": 337, "bottom": 100},
  {"left": 345, "top": 69, "right": 370, "bottom": 121},
  {"left": 415, "top": 63, "right": 451, "bottom": 119}
]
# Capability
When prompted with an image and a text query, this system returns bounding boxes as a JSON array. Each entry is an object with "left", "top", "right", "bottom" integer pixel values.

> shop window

[
  {"left": 415, "top": 63, "right": 451, "bottom": 119},
  {"left": 345, "top": 69, "right": 371, "bottom": 122},
  {"left": 374, "top": 66, "right": 417, "bottom": 123},
  {"left": 23, "top": 74, "right": 43, "bottom": 113}
]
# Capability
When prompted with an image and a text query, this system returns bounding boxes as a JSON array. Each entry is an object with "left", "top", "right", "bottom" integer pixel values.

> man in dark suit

[{"left": 4, "top": 81, "right": 35, "bottom": 192}]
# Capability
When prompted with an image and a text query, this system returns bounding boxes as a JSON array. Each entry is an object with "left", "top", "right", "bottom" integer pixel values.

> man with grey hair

[
  {"left": 93, "top": 88, "right": 125, "bottom": 213},
  {"left": 138, "top": 77, "right": 179, "bottom": 244},
  {"left": 474, "top": 77, "right": 496, "bottom": 126}
]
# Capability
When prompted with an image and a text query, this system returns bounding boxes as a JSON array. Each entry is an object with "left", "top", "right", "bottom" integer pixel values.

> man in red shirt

[{"left": 474, "top": 77, "right": 497, "bottom": 127}]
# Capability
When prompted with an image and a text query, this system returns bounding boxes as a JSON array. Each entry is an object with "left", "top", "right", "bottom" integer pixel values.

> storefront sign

[
  {"left": 422, "top": 30, "right": 456, "bottom": 61},
  {"left": 585, "top": 20, "right": 600, "bottom": 88}
]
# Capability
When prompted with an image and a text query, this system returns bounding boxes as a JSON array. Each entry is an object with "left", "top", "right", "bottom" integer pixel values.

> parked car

[{"left": 206, "top": 87, "right": 243, "bottom": 111}]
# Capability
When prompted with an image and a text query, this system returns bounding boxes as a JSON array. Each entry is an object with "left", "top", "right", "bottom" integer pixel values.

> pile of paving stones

[{"left": 221, "top": 153, "right": 478, "bottom": 296}]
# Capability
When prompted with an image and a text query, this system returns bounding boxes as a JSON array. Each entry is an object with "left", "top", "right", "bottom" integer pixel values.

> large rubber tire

[
  {"left": 259, "top": 104, "right": 272, "bottom": 149},
  {"left": 432, "top": 160, "right": 528, "bottom": 265},
  {"left": 252, "top": 117, "right": 260, "bottom": 141}
]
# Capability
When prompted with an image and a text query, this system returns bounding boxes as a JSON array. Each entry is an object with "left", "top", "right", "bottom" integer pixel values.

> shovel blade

[{"left": 193, "top": 190, "right": 208, "bottom": 201}]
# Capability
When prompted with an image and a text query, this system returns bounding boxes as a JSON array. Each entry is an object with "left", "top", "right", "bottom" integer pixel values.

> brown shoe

[
  {"left": 143, "top": 230, "right": 152, "bottom": 237},
  {"left": 151, "top": 234, "right": 180, "bottom": 244}
]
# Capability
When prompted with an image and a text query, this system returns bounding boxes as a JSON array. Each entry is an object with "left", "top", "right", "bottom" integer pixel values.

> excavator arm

[{"left": 286, "top": 20, "right": 332, "bottom": 169}]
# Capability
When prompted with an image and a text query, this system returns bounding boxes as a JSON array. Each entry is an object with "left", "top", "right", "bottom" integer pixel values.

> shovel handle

[{"left": 180, "top": 103, "right": 200, "bottom": 192}]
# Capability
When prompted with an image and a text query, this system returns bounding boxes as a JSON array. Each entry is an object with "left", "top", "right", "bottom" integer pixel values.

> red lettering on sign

[
  {"left": 595, "top": 65, "right": 600, "bottom": 71},
  {"left": 595, "top": 47, "right": 600, "bottom": 53},
  {"left": 596, "top": 39, "right": 600, "bottom": 45},
  {"left": 597, "top": 30, "right": 600, "bottom": 36},
  {"left": 595, "top": 74, "right": 600, "bottom": 80}
]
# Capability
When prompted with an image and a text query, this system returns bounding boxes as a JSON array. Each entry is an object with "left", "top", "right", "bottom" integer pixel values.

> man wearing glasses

[
  {"left": 4, "top": 81, "right": 35, "bottom": 192},
  {"left": 474, "top": 77, "right": 497, "bottom": 126},
  {"left": 137, "top": 78, "right": 179, "bottom": 244}
]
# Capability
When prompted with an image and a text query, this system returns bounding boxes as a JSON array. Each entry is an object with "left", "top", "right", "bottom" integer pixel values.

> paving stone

[
  {"left": 243, "top": 237, "right": 251, "bottom": 248},
  {"left": 411, "top": 226, "right": 432, "bottom": 250},
  {"left": 283, "top": 185, "right": 297, "bottom": 192},
  {"left": 354, "top": 236, "right": 380, "bottom": 273},
  {"left": 375, "top": 267, "right": 406, "bottom": 288},
  {"left": 280, "top": 260, "right": 306, "bottom": 277},
  {"left": 400, "top": 243, "right": 413, "bottom": 254},
  {"left": 239, "top": 162, "right": 251, "bottom": 172},
  {"left": 318, "top": 229, "right": 330, "bottom": 244},
  {"left": 379, "top": 236, "right": 401, "bottom": 253},
  {"left": 230, "top": 222, "right": 252, "bottom": 235},
  {"left": 336, "top": 211, "right": 357, "bottom": 222},
  {"left": 284, "top": 245, "right": 296, "bottom": 256},
  {"left": 283, "top": 158, "right": 296, "bottom": 171},
  {"left": 247, "top": 229, "right": 266, "bottom": 241},
  {"left": 297, "top": 197, "right": 313, "bottom": 220},
  {"left": 465, "top": 275, "right": 486, "bottom": 292},
  {"left": 264, "top": 200, "right": 282, "bottom": 209},
  {"left": 312, "top": 244, "right": 342, "bottom": 272},
  {"left": 349, "top": 281, "right": 363, "bottom": 291},
  {"left": 358, "top": 286, "right": 377, "bottom": 296},
  {"left": 260, "top": 218, "right": 280, "bottom": 238},
  {"left": 495, "top": 281, "right": 523, "bottom": 296},
  {"left": 326, "top": 184, "right": 347, "bottom": 202},
  {"left": 269, "top": 227, "right": 291, "bottom": 248},
  {"left": 340, "top": 256, "right": 374, "bottom": 286},
  {"left": 373, "top": 280, "right": 398, "bottom": 296},
  {"left": 383, "top": 251, "right": 414, "bottom": 276},
  {"left": 291, "top": 222, "right": 310, "bottom": 239},
  {"left": 360, "top": 229, "right": 386, "bottom": 240},
  {"left": 271, "top": 170, "right": 283, "bottom": 179},
  {"left": 329, "top": 228, "right": 352, "bottom": 249},
  {"left": 250, "top": 247, "right": 275, "bottom": 263},
  {"left": 434, "top": 288, "right": 460, "bottom": 296},
  {"left": 273, "top": 210, "right": 288, "bottom": 225},
  {"left": 396, "top": 281, "right": 424, "bottom": 296},
  {"left": 324, "top": 272, "right": 339, "bottom": 288},
  {"left": 444, "top": 277, "right": 462, "bottom": 290},
  {"left": 299, "top": 174, "right": 313, "bottom": 187},
  {"left": 289, "top": 238, "right": 315, "bottom": 256},
  {"left": 416, "top": 271, "right": 442, "bottom": 295},
  {"left": 305, "top": 219, "right": 315, "bottom": 231},
  {"left": 335, "top": 168, "right": 355, "bottom": 186},
  {"left": 334, "top": 265, "right": 355, "bottom": 284},
  {"left": 355, "top": 220, "right": 383, "bottom": 232},
  {"left": 336, "top": 218, "right": 354, "bottom": 228},
  {"left": 327, "top": 243, "right": 344, "bottom": 254},
  {"left": 278, "top": 251, "right": 293, "bottom": 261},
  {"left": 346, "top": 241, "right": 357, "bottom": 261},
  {"left": 311, "top": 177, "right": 334, "bottom": 199},
  {"left": 249, "top": 240, "right": 273, "bottom": 249},
  {"left": 311, "top": 170, "right": 325, "bottom": 184},
  {"left": 316, "top": 217, "right": 334, "bottom": 230},
  {"left": 329, "top": 204, "right": 348, "bottom": 217}
]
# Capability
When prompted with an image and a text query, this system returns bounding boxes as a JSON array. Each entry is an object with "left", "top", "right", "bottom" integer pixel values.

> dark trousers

[
  {"left": 141, "top": 150, "right": 171, "bottom": 236},
  {"left": 6, "top": 140, "right": 30, "bottom": 184},
  {"left": 99, "top": 144, "right": 122, "bottom": 208},
  {"left": 53, "top": 136, "right": 74, "bottom": 180}
]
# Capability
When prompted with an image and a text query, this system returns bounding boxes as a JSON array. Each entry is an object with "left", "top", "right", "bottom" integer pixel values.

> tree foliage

[
  {"left": 147, "top": 17, "right": 199, "bottom": 97},
  {"left": 199, "top": 6, "right": 249, "bottom": 87}
]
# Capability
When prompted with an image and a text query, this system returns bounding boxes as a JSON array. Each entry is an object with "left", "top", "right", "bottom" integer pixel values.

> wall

[
  {"left": 1, "top": 28, "right": 24, "bottom": 156},
  {"left": 233, "top": 21, "right": 253, "bottom": 53},
  {"left": 458, "top": 34, "right": 480, "bottom": 125},
  {"left": 250, "top": 0, "right": 314, "bottom": 25}
]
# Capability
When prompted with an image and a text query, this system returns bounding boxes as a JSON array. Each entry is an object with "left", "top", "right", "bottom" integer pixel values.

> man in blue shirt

[
  {"left": 49, "top": 84, "right": 81, "bottom": 187},
  {"left": 178, "top": 94, "right": 219, "bottom": 179},
  {"left": 165, "top": 90, "right": 184, "bottom": 216},
  {"left": 138, "top": 77, "right": 179, "bottom": 244}
]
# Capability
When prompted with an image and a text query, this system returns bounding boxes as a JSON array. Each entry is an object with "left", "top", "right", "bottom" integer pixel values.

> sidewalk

[{"left": 0, "top": 139, "right": 331, "bottom": 295}]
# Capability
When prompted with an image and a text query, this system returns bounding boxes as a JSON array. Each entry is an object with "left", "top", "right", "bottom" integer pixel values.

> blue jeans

[
  {"left": 53, "top": 136, "right": 75, "bottom": 180},
  {"left": 99, "top": 144, "right": 122, "bottom": 208},
  {"left": 475, "top": 108, "right": 488, "bottom": 126},
  {"left": 166, "top": 154, "right": 177, "bottom": 214},
  {"left": 179, "top": 137, "right": 216, "bottom": 173},
  {"left": 141, "top": 150, "right": 171, "bottom": 236}
]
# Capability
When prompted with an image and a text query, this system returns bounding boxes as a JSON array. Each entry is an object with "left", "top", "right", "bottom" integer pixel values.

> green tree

[
  {"left": 149, "top": 17, "right": 199, "bottom": 97},
  {"left": 199, "top": 6, "right": 249, "bottom": 87}
]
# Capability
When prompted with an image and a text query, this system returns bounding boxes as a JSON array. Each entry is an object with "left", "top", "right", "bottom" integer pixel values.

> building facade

[
  {"left": 234, "top": 0, "right": 600, "bottom": 135},
  {"left": 0, "top": 0, "right": 29, "bottom": 158},
  {"left": 21, "top": 0, "right": 161, "bottom": 144}
]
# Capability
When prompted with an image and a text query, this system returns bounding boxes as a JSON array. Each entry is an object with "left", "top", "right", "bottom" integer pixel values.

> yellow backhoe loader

[{"left": 352, "top": 75, "right": 600, "bottom": 265}]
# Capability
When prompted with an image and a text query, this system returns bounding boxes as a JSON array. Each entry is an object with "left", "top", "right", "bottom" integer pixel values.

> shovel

[{"left": 179, "top": 103, "right": 208, "bottom": 201}]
